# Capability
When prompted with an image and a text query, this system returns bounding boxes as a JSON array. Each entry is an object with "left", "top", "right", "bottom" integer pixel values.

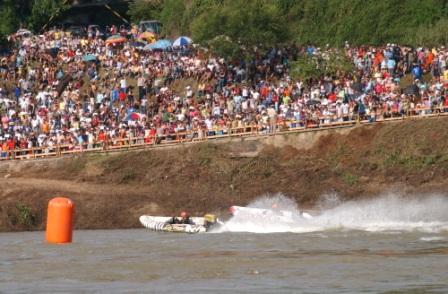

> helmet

[{"left": 180, "top": 211, "right": 189, "bottom": 218}]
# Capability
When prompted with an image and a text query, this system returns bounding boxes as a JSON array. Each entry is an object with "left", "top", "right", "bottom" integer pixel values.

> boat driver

[
  {"left": 166, "top": 211, "right": 195, "bottom": 225},
  {"left": 179, "top": 211, "right": 195, "bottom": 225}
]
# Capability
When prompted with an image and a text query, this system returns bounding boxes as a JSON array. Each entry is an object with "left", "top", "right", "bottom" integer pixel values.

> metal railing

[{"left": 1, "top": 106, "right": 447, "bottom": 161}]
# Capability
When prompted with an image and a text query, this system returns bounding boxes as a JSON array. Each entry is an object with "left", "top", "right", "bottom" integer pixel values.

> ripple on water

[{"left": 419, "top": 236, "right": 445, "bottom": 242}]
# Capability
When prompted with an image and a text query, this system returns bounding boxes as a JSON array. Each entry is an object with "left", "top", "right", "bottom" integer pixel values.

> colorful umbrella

[
  {"left": 147, "top": 39, "right": 172, "bottom": 51},
  {"left": 105, "top": 34, "right": 127, "bottom": 45},
  {"left": 137, "top": 32, "right": 156, "bottom": 43},
  {"left": 173, "top": 36, "right": 192, "bottom": 47},
  {"left": 125, "top": 112, "right": 143, "bottom": 121}
]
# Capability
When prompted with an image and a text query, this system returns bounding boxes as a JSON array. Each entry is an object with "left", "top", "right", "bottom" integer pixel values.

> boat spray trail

[{"left": 218, "top": 193, "right": 448, "bottom": 233}]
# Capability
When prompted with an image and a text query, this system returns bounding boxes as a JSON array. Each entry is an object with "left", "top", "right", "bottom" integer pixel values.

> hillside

[
  {"left": 3, "top": 1, "right": 448, "bottom": 47},
  {"left": 1, "top": 117, "right": 448, "bottom": 231}
]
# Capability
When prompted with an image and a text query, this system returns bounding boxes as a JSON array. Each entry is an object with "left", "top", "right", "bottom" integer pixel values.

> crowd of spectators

[{"left": 1, "top": 25, "right": 448, "bottom": 158}]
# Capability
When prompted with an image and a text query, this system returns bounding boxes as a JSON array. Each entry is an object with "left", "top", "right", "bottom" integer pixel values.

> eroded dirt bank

[{"left": 2, "top": 117, "right": 448, "bottom": 232}]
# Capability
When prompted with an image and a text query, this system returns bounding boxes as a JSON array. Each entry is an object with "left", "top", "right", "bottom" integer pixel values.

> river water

[{"left": 2, "top": 195, "right": 448, "bottom": 293}]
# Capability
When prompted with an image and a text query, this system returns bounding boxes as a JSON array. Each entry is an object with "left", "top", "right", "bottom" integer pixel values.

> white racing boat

[{"left": 139, "top": 214, "right": 219, "bottom": 234}]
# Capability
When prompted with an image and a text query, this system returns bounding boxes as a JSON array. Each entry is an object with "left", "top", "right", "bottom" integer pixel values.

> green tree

[
  {"left": 158, "top": 0, "right": 188, "bottom": 36},
  {"left": 191, "top": 0, "right": 288, "bottom": 47},
  {"left": 207, "top": 35, "right": 240, "bottom": 59},
  {"left": 28, "top": 0, "right": 69, "bottom": 32},
  {"left": 0, "top": 0, "right": 18, "bottom": 39},
  {"left": 127, "top": 0, "right": 448, "bottom": 47},
  {"left": 128, "top": 0, "right": 163, "bottom": 23},
  {"left": 290, "top": 50, "right": 353, "bottom": 82}
]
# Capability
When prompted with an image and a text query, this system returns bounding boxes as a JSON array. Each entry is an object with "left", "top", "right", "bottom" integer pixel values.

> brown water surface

[{"left": 1, "top": 230, "right": 447, "bottom": 293}]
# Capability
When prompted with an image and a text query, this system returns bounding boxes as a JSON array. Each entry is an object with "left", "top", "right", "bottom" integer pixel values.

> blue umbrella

[
  {"left": 82, "top": 54, "right": 97, "bottom": 62},
  {"left": 173, "top": 36, "right": 192, "bottom": 47},
  {"left": 149, "top": 39, "right": 172, "bottom": 50}
]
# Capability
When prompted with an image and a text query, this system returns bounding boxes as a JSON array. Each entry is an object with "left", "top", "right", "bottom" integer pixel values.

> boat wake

[{"left": 216, "top": 193, "right": 448, "bottom": 233}]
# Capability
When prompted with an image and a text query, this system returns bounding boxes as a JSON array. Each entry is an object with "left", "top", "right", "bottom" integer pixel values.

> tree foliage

[
  {"left": 191, "top": 0, "right": 288, "bottom": 47},
  {"left": 290, "top": 50, "right": 354, "bottom": 82},
  {"left": 0, "top": 1, "right": 18, "bottom": 39},
  {"left": 0, "top": 0, "right": 68, "bottom": 39},
  {"left": 2, "top": 0, "right": 448, "bottom": 48},
  {"left": 128, "top": 0, "right": 163, "bottom": 23},
  {"left": 127, "top": 0, "right": 448, "bottom": 47},
  {"left": 207, "top": 35, "right": 240, "bottom": 60},
  {"left": 28, "top": 0, "right": 69, "bottom": 32}
]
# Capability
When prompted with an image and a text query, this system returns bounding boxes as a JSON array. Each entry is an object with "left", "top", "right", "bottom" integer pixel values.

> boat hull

[{"left": 139, "top": 216, "right": 207, "bottom": 233}]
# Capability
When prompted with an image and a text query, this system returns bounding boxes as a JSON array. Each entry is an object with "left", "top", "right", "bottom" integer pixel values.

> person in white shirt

[
  {"left": 120, "top": 78, "right": 127, "bottom": 92},
  {"left": 342, "top": 102, "right": 350, "bottom": 121}
]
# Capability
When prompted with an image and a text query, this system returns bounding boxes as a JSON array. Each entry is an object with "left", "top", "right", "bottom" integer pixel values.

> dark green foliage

[
  {"left": 0, "top": 0, "right": 18, "bottom": 41},
  {"left": 127, "top": 0, "right": 448, "bottom": 47},
  {"left": 15, "top": 203, "right": 36, "bottom": 227},
  {"left": 0, "top": 0, "right": 68, "bottom": 40},
  {"left": 28, "top": 0, "right": 69, "bottom": 32},
  {"left": 290, "top": 50, "right": 354, "bottom": 82},
  {"left": 128, "top": 0, "right": 163, "bottom": 23},
  {"left": 2, "top": 0, "right": 448, "bottom": 47},
  {"left": 191, "top": 0, "right": 289, "bottom": 47}
]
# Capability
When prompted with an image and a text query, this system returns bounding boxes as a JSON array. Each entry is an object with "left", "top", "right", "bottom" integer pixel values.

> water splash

[{"left": 218, "top": 193, "right": 448, "bottom": 233}]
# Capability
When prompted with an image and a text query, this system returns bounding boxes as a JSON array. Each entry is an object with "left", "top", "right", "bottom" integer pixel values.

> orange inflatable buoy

[{"left": 45, "top": 197, "right": 74, "bottom": 244}]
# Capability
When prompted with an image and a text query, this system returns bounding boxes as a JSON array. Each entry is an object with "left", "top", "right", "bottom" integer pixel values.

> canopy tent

[
  {"left": 145, "top": 39, "right": 172, "bottom": 51},
  {"left": 105, "top": 35, "right": 127, "bottom": 46},
  {"left": 173, "top": 36, "right": 192, "bottom": 47}
]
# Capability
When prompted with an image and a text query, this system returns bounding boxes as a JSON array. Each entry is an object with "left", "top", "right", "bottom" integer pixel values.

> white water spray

[{"left": 218, "top": 193, "right": 448, "bottom": 233}]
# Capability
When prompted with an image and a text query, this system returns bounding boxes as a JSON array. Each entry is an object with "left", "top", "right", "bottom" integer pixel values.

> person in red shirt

[
  {"left": 260, "top": 85, "right": 268, "bottom": 98},
  {"left": 19, "top": 138, "right": 28, "bottom": 156},
  {"left": 119, "top": 91, "right": 127, "bottom": 102},
  {"left": 7, "top": 137, "right": 16, "bottom": 158},
  {"left": 7, "top": 138, "right": 15, "bottom": 150},
  {"left": 328, "top": 92, "right": 337, "bottom": 103},
  {"left": 98, "top": 130, "right": 107, "bottom": 142},
  {"left": 145, "top": 128, "right": 156, "bottom": 144},
  {"left": 97, "top": 129, "right": 107, "bottom": 149}
]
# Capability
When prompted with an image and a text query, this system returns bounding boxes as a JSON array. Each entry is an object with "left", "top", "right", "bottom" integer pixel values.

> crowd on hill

[{"left": 1, "top": 26, "right": 448, "bottom": 157}]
